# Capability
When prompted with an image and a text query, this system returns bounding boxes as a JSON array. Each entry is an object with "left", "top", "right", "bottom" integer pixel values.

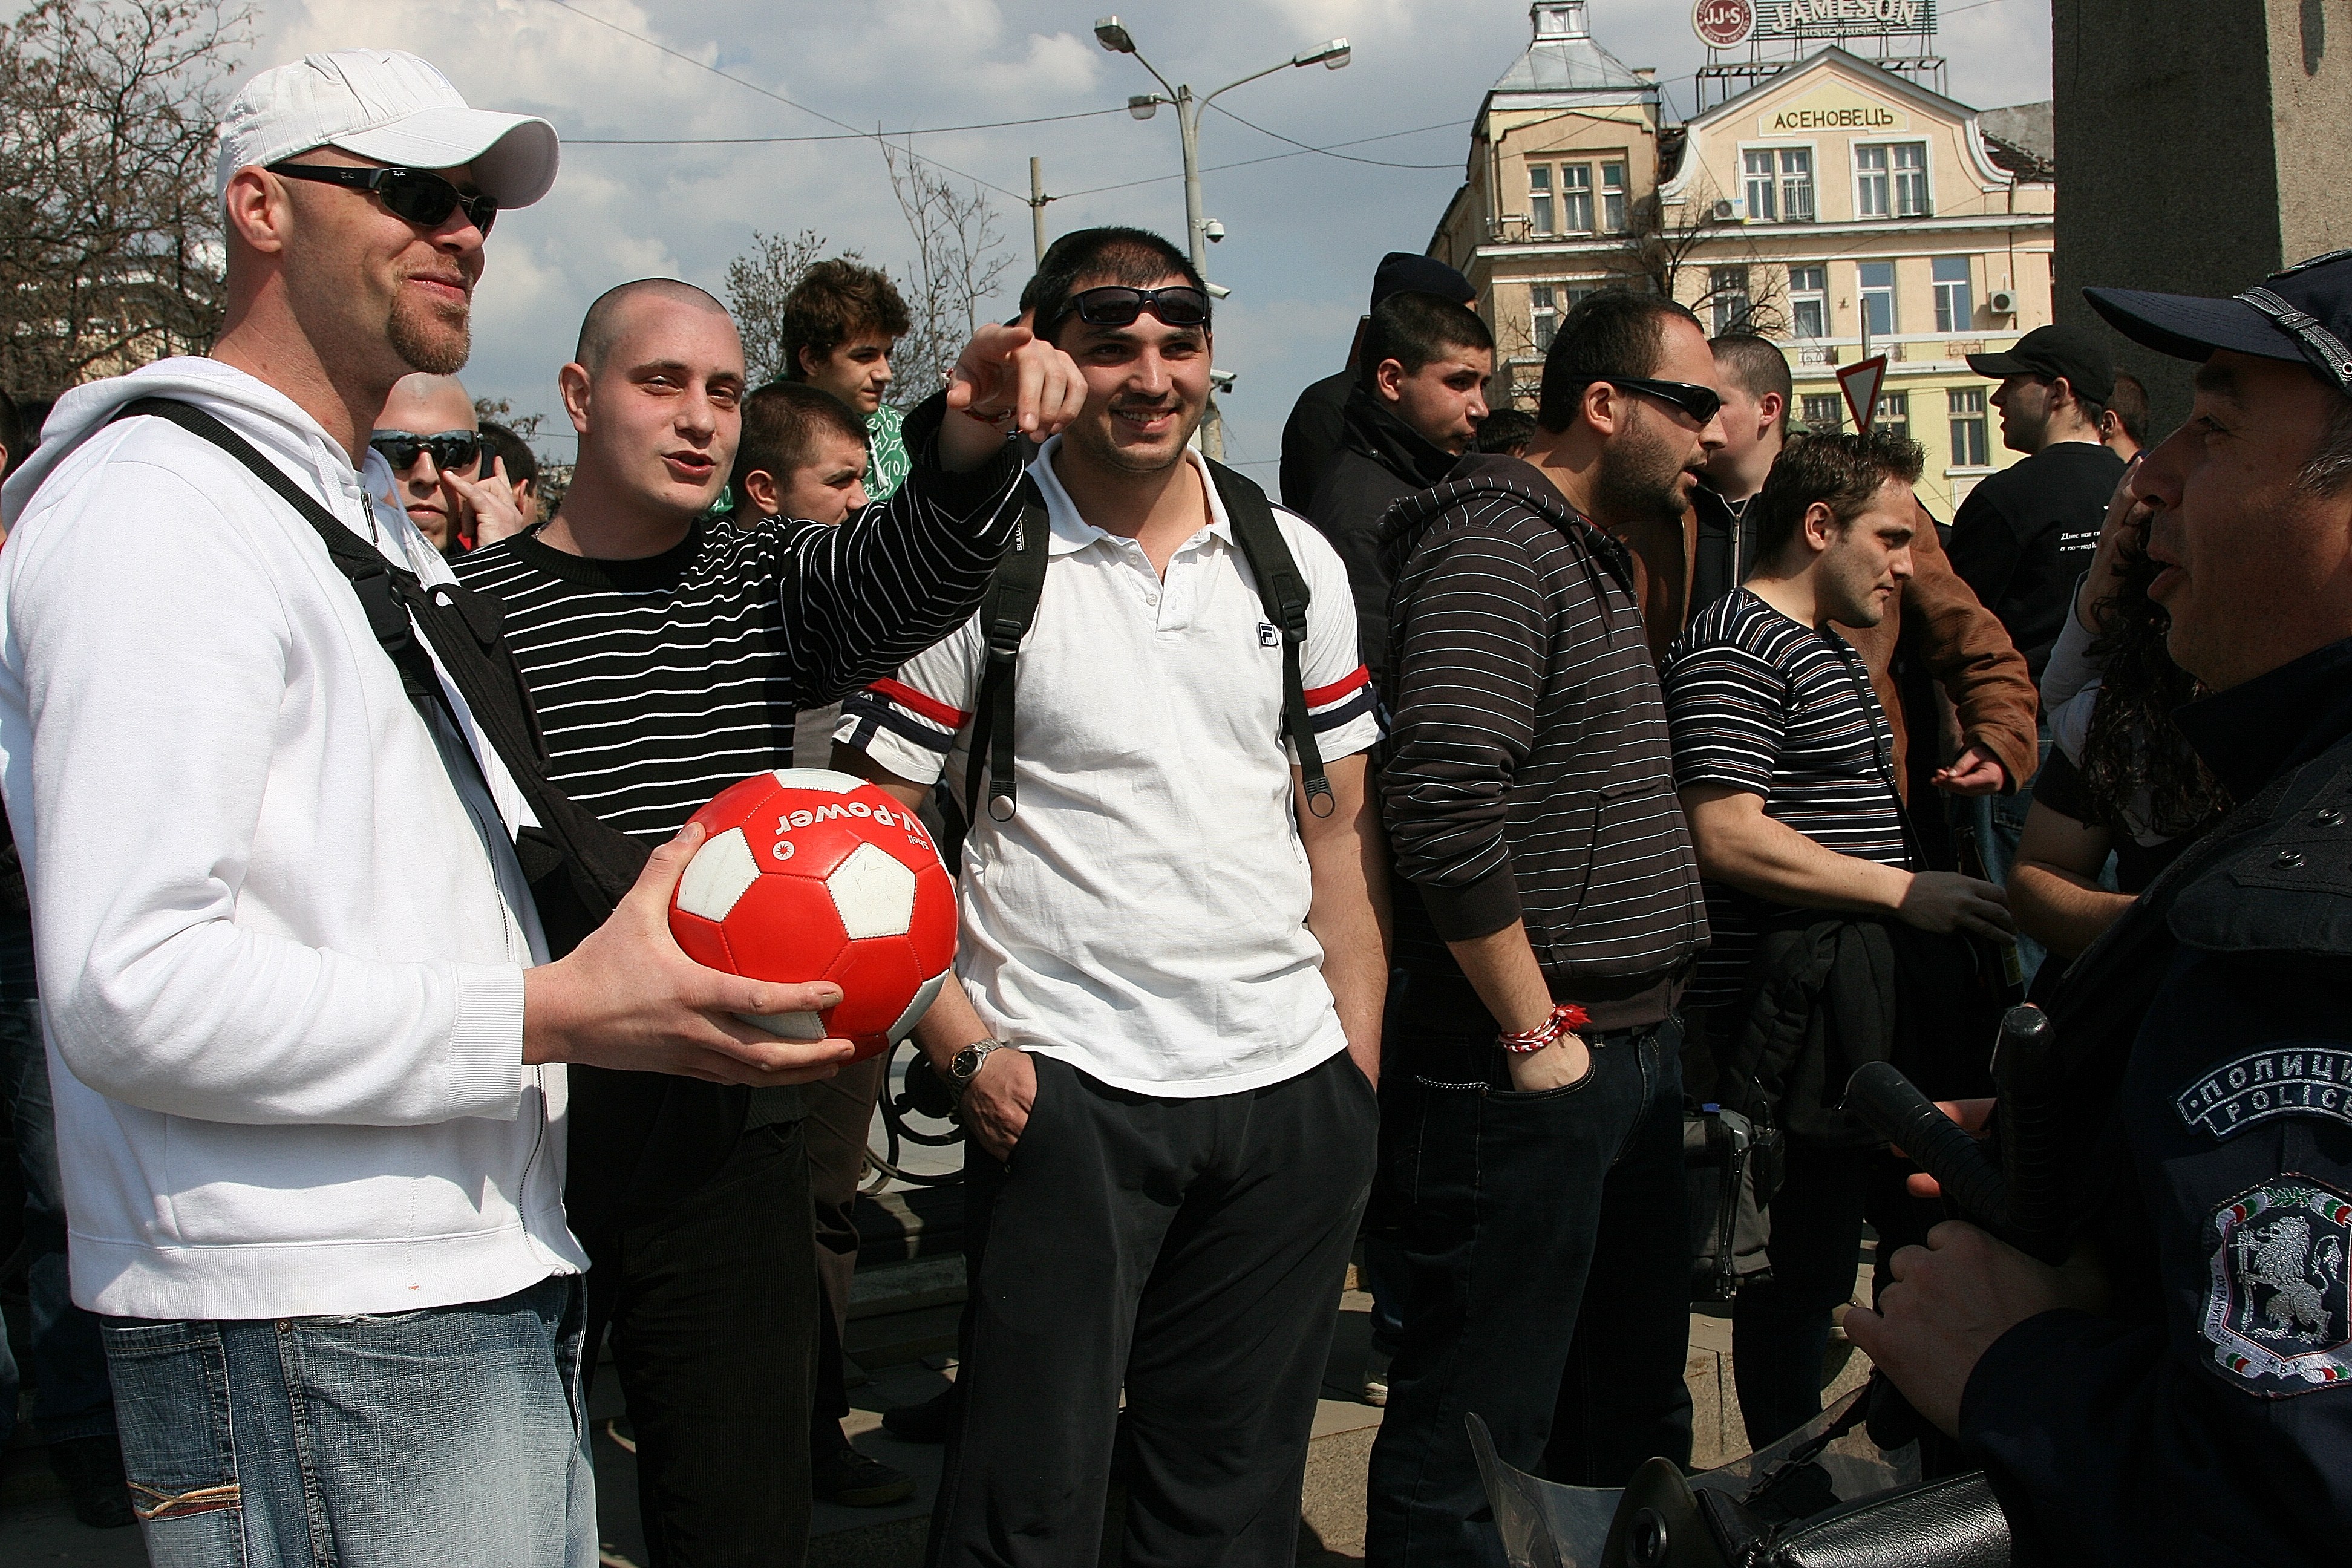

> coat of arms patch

[{"left": 2203, "top": 1178, "right": 2352, "bottom": 1394}]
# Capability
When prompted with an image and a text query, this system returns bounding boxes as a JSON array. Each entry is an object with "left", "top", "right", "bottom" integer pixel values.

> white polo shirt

[{"left": 835, "top": 437, "right": 1379, "bottom": 1097}]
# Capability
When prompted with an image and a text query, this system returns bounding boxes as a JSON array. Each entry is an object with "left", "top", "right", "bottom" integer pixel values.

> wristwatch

[{"left": 946, "top": 1039, "right": 1013, "bottom": 1103}]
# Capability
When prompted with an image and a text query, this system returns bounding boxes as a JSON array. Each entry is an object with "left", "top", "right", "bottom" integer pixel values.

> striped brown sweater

[{"left": 1379, "top": 454, "right": 1708, "bottom": 1033}]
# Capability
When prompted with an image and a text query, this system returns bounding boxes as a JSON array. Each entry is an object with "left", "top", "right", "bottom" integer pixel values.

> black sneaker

[
  {"left": 879, "top": 1383, "right": 958, "bottom": 1445},
  {"left": 48, "top": 1435, "right": 136, "bottom": 1529},
  {"left": 811, "top": 1437, "right": 915, "bottom": 1508}
]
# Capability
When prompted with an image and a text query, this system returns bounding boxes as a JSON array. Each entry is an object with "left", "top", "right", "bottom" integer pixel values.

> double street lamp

[{"left": 1094, "top": 16, "right": 1351, "bottom": 460}]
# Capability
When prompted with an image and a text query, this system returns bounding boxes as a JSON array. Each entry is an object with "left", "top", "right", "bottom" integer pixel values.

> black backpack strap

[
  {"left": 1206, "top": 459, "right": 1335, "bottom": 818},
  {"left": 962, "top": 477, "right": 1050, "bottom": 827},
  {"left": 108, "top": 398, "right": 647, "bottom": 932}
]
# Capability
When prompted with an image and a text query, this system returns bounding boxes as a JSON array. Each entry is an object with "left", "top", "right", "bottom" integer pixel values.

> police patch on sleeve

[
  {"left": 2204, "top": 1178, "right": 2352, "bottom": 1394},
  {"left": 2176, "top": 1044, "right": 2352, "bottom": 1140}
]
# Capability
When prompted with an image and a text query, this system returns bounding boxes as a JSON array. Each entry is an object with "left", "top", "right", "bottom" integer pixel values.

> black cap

[
  {"left": 1965, "top": 323, "right": 2116, "bottom": 405},
  {"left": 1371, "top": 252, "right": 1474, "bottom": 312},
  {"left": 2084, "top": 249, "right": 2352, "bottom": 398}
]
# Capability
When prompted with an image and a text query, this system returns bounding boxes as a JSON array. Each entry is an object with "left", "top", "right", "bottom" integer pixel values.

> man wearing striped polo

[
  {"left": 455, "top": 278, "right": 1077, "bottom": 1562},
  {"left": 1662, "top": 430, "right": 2011, "bottom": 1454}
]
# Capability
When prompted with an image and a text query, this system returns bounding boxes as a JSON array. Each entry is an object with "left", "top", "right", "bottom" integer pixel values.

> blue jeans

[
  {"left": 0, "top": 921, "right": 116, "bottom": 1448},
  {"left": 102, "top": 1273, "right": 595, "bottom": 1567},
  {"left": 1367, "top": 1019, "right": 1693, "bottom": 1568}
]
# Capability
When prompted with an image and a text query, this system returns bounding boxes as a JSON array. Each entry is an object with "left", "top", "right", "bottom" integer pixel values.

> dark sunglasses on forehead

[
  {"left": 1063, "top": 285, "right": 1212, "bottom": 331},
  {"left": 268, "top": 162, "right": 500, "bottom": 237},
  {"left": 1557, "top": 375, "right": 1723, "bottom": 425},
  {"left": 370, "top": 430, "right": 483, "bottom": 473}
]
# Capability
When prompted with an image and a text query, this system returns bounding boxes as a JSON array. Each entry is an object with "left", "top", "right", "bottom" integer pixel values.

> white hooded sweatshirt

[{"left": 0, "top": 358, "right": 586, "bottom": 1319}]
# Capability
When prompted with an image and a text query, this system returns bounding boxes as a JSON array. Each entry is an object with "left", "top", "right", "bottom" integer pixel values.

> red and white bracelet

[{"left": 1497, "top": 1003, "right": 1590, "bottom": 1056}]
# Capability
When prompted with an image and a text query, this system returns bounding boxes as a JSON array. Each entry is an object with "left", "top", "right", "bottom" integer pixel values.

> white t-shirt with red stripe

[{"left": 835, "top": 436, "right": 1379, "bottom": 1097}]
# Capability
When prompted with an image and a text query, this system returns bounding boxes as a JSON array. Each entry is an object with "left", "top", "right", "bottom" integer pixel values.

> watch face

[{"left": 953, "top": 1047, "right": 984, "bottom": 1079}]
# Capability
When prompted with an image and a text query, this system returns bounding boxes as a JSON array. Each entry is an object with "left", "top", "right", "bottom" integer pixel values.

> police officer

[{"left": 1843, "top": 253, "right": 2352, "bottom": 1564}]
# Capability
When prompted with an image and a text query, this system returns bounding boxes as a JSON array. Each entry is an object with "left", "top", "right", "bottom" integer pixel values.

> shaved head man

[
  {"left": 454, "top": 276, "right": 1083, "bottom": 1550},
  {"left": 373, "top": 371, "right": 519, "bottom": 553},
  {"left": 543, "top": 279, "right": 743, "bottom": 555}
]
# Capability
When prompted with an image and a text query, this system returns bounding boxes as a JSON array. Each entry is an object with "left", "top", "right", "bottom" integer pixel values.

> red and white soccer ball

[{"left": 667, "top": 768, "right": 956, "bottom": 1061}]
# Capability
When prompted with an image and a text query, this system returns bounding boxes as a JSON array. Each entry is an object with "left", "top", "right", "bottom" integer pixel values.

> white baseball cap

[{"left": 215, "top": 49, "right": 560, "bottom": 209}]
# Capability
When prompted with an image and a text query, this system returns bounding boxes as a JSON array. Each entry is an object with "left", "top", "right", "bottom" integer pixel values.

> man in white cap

[{"left": 0, "top": 50, "right": 863, "bottom": 1567}]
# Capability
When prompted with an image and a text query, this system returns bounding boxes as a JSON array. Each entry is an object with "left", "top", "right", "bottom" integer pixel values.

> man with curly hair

[{"left": 782, "top": 258, "right": 914, "bottom": 505}]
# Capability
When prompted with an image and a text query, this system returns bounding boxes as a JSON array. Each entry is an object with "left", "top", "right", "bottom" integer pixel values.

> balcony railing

[{"left": 1783, "top": 332, "right": 2007, "bottom": 368}]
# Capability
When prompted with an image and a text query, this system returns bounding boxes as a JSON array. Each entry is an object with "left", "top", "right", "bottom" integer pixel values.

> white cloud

[{"left": 234, "top": 0, "right": 2056, "bottom": 466}]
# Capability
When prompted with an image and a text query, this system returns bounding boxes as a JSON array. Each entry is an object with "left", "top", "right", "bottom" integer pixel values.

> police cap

[{"left": 2086, "top": 250, "right": 2352, "bottom": 400}]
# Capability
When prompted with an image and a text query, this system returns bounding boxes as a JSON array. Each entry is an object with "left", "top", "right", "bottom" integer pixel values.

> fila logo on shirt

[{"left": 1257, "top": 622, "right": 1281, "bottom": 648}]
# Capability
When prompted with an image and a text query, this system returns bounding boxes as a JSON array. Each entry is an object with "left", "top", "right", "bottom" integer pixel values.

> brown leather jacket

[{"left": 1607, "top": 492, "right": 2040, "bottom": 797}]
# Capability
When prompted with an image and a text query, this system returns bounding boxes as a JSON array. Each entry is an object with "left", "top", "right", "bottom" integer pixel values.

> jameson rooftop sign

[
  {"left": 1760, "top": 0, "right": 1936, "bottom": 34},
  {"left": 1694, "top": 0, "right": 1936, "bottom": 47}
]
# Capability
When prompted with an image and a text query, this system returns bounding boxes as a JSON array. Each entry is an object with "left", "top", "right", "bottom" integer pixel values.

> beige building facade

[{"left": 1428, "top": 2, "right": 2056, "bottom": 521}]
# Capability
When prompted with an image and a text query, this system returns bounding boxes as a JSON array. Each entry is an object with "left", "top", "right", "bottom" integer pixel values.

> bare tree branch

[
  {"left": 880, "top": 139, "right": 1011, "bottom": 405},
  {"left": 0, "top": 0, "right": 252, "bottom": 395},
  {"left": 1606, "top": 187, "right": 1788, "bottom": 337}
]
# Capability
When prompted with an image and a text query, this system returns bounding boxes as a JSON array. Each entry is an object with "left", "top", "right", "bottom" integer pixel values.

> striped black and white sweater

[
  {"left": 454, "top": 396, "right": 1025, "bottom": 847},
  {"left": 1379, "top": 454, "right": 1708, "bottom": 1034}
]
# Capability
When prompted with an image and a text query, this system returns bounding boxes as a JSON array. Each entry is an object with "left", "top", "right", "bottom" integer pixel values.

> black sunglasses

[
  {"left": 1064, "top": 285, "right": 1212, "bottom": 331},
  {"left": 371, "top": 430, "right": 483, "bottom": 473},
  {"left": 269, "top": 162, "right": 499, "bottom": 237},
  {"left": 1559, "top": 376, "right": 1723, "bottom": 425}
]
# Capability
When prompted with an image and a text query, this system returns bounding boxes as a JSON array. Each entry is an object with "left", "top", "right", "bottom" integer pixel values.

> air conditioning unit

[
  {"left": 1710, "top": 197, "right": 1746, "bottom": 223},
  {"left": 1988, "top": 289, "right": 2018, "bottom": 315}
]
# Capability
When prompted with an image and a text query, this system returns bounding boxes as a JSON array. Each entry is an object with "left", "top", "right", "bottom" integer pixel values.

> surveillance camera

[
  {"left": 1209, "top": 368, "right": 1236, "bottom": 392},
  {"left": 1204, "top": 219, "right": 1226, "bottom": 243}
]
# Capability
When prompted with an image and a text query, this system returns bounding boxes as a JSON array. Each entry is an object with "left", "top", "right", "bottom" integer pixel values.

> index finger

[{"left": 1014, "top": 342, "right": 1047, "bottom": 434}]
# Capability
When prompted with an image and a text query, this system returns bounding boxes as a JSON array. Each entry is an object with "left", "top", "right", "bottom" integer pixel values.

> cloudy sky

[{"left": 244, "top": 0, "right": 2054, "bottom": 481}]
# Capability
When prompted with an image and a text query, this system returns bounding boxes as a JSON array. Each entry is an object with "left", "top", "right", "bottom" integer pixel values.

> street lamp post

[{"left": 1096, "top": 16, "right": 1350, "bottom": 461}]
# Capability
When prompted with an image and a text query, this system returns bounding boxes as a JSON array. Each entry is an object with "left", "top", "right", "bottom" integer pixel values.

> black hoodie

[
  {"left": 1302, "top": 383, "right": 1460, "bottom": 676},
  {"left": 1377, "top": 453, "right": 1708, "bottom": 1038}
]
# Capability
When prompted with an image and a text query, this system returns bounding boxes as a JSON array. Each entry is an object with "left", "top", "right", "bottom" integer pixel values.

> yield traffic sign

[{"left": 1838, "top": 356, "right": 1889, "bottom": 435}]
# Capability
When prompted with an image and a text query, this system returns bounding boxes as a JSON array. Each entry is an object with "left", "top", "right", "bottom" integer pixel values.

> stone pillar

[{"left": 2054, "top": 0, "right": 2352, "bottom": 431}]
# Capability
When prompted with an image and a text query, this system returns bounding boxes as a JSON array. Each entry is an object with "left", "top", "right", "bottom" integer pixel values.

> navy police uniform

[
  {"left": 1952, "top": 259, "right": 2352, "bottom": 1566},
  {"left": 1965, "top": 645, "right": 2352, "bottom": 1565}
]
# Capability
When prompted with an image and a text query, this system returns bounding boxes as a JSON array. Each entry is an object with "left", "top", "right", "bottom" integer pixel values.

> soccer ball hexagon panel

[{"left": 668, "top": 769, "right": 957, "bottom": 1059}]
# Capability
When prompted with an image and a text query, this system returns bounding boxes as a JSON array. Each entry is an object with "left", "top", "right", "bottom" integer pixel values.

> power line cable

[
  {"left": 1202, "top": 100, "right": 1462, "bottom": 170},
  {"left": 568, "top": 106, "right": 1129, "bottom": 145},
  {"left": 534, "top": 0, "right": 1028, "bottom": 198},
  {"left": 1053, "top": 117, "right": 1468, "bottom": 201}
]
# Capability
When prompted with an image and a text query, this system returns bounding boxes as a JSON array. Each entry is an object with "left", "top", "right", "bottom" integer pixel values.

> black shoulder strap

[
  {"left": 962, "top": 475, "right": 1051, "bottom": 827},
  {"left": 1206, "top": 458, "right": 1334, "bottom": 818},
  {"left": 956, "top": 460, "right": 1336, "bottom": 827},
  {"left": 108, "top": 397, "right": 647, "bottom": 938}
]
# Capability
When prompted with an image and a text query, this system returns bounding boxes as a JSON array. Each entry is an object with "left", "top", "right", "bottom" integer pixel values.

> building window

[
  {"left": 1531, "top": 284, "right": 1558, "bottom": 352},
  {"left": 1743, "top": 148, "right": 1812, "bottom": 222},
  {"left": 1893, "top": 142, "right": 1930, "bottom": 217},
  {"left": 1802, "top": 393, "right": 1846, "bottom": 433},
  {"left": 1788, "top": 264, "right": 1828, "bottom": 338},
  {"left": 1778, "top": 148, "right": 1815, "bottom": 223},
  {"left": 1744, "top": 149, "right": 1778, "bottom": 221},
  {"left": 1602, "top": 162, "right": 1628, "bottom": 232},
  {"left": 1710, "top": 266, "right": 1751, "bottom": 335},
  {"left": 1527, "top": 163, "right": 1553, "bottom": 235},
  {"left": 1857, "top": 144, "right": 1890, "bottom": 218},
  {"left": 1876, "top": 390, "right": 1910, "bottom": 442},
  {"left": 1561, "top": 163, "right": 1594, "bottom": 233},
  {"left": 1933, "top": 256, "right": 1973, "bottom": 333},
  {"left": 1859, "top": 260, "right": 1897, "bottom": 338},
  {"left": 1949, "top": 387, "right": 1989, "bottom": 466}
]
